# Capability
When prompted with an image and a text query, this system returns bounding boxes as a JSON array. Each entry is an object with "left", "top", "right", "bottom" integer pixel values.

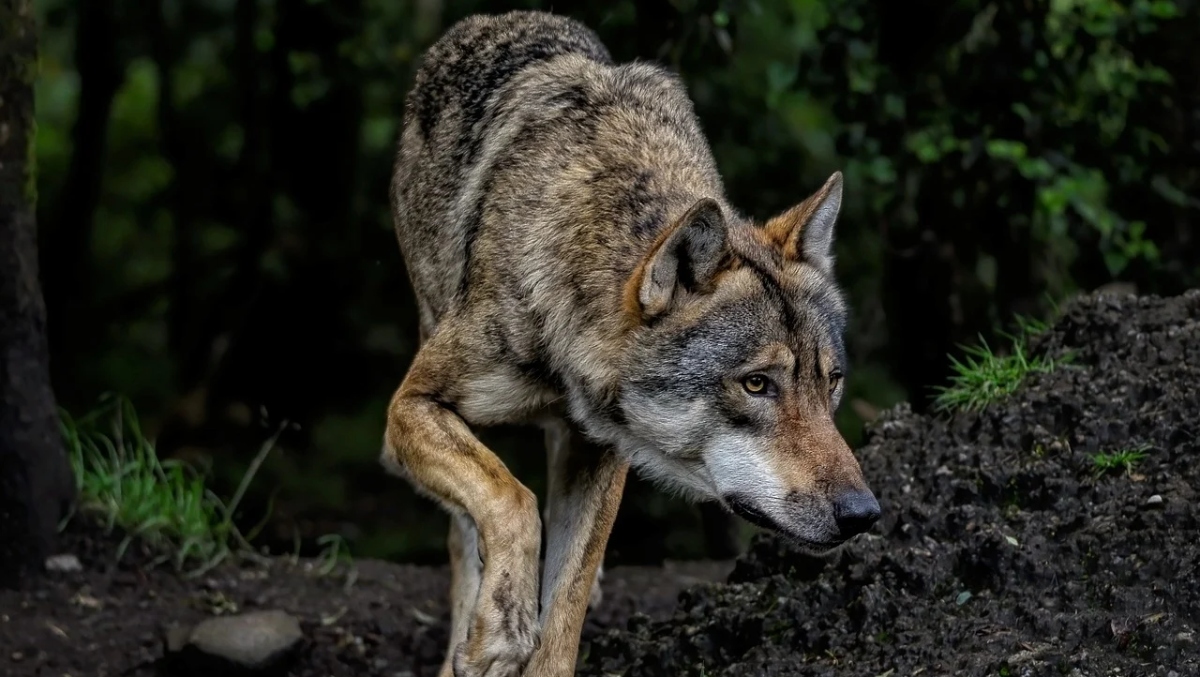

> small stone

[
  {"left": 70, "top": 593, "right": 102, "bottom": 610},
  {"left": 1145, "top": 494, "right": 1164, "bottom": 506},
  {"left": 169, "top": 610, "right": 303, "bottom": 676},
  {"left": 44, "top": 554, "right": 82, "bottom": 573}
]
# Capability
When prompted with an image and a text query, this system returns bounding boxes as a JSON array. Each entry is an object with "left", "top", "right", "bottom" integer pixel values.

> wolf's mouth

[
  {"left": 722, "top": 494, "right": 846, "bottom": 551},
  {"left": 724, "top": 495, "right": 784, "bottom": 533}
]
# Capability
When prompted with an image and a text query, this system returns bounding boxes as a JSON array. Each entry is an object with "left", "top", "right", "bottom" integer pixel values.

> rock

[
  {"left": 1145, "top": 494, "right": 1164, "bottom": 507},
  {"left": 166, "top": 610, "right": 303, "bottom": 676},
  {"left": 44, "top": 554, "right": 82, "bottom": 573}
]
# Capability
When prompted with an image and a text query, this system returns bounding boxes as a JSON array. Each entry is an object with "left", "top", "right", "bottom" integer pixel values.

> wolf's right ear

[
  {"left": 631, "top": 198, "right": 730, "bottom": 319},
  {"left": 763, "top": 171, "right": 843, "bottom": 272}
]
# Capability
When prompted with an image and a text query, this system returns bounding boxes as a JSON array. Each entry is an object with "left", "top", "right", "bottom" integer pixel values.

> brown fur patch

[
  {"left": 768, "top": 408, "right": 869, "bottom": 497},
  {"left": 621, "top": 255, "right": 654, "bottom": 328}
]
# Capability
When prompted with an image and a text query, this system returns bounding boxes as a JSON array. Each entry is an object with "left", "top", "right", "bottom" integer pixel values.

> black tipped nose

[{"left": 833, "top": 489, "right": 881, "bottom": 537}]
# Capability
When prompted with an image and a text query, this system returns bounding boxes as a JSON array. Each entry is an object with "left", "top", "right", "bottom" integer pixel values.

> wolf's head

[{"left": 616, "top": 171, "right": 878, "bottom": 551}]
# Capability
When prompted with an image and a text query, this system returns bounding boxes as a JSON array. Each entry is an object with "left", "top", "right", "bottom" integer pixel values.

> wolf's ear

[
  {"left": 634, "top": 198, "right": 730, "bottom": 318},
  {"left": 764, "top": 171, "right": 842, "bottom": 271}
]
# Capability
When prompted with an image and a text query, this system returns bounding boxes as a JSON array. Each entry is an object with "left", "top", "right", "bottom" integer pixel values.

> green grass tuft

[
  {"left": 60, "top": 394, "right": 282, "bottom": 576},
  {"left": 1091, "top": 444, "right": 1150, "bottom": 477},
  {"left": 931, "top": 314, "right": 1070, "bottom": 413}
]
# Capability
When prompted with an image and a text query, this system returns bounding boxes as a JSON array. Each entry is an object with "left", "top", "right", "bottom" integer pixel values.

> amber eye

[
  {"left": 743, "top": 374, "right": 770, "bottom": 395},
  {"left": 829, "top": 370, "right": 844, "bottom": 391}
]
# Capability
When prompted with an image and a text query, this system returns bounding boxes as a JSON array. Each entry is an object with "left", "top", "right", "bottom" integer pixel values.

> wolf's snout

[{"left": 832, "top": 489, "right": 881, "bottom": 537}]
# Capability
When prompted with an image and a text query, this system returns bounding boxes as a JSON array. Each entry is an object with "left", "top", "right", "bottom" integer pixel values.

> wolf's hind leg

[
  {"left": 383, "top": 339, "right": 542, "bottom": 677},
  {"left": 438, "top": 513, "right": 483, "bottom": 677},
  {"left": 525, "top": 419, "right": 628, "bottom": 676}
]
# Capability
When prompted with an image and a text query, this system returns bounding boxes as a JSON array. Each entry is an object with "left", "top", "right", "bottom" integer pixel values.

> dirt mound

[{"left": 580, "top": 290, "right": 1200, "bottom": 677}]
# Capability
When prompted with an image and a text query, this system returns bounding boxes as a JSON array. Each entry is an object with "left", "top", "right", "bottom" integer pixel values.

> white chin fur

[
  {"left": 616, "top": 396, "right": 791, "bottom": 510},
  {"left": 620, "top": 395, "right": 712, "bottom": 457},
  {"left": 701, "top": 430, "right": 787, "bottom": 507},
  {"left": 616, "top": 395, "right": 720, "bottom": 499}
]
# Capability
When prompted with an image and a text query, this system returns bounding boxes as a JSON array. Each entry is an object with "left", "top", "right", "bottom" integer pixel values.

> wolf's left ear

[
  {"left": 634, "top": 198, "right": 729, "bottom": 318},
  {"left": 764, "top": 171, "right": 843, "bottom": 271}
]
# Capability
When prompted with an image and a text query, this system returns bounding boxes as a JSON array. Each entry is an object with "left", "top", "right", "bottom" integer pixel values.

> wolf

[{"left": 383, "top": 9, "right": 881, "bottom": 677}]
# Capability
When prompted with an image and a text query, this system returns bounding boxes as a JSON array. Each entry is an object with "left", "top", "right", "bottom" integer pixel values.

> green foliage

[
  {"left": 999, "top": 0, "right": 1175, "bottom": 276},
  {"left": 61, "top": 394, "right": 357, "bottom": 574},
  {"left": 60, "top": 395, "right": 278, "bottom": 575},
  {"left": 1091, "top": 445, "right": 1150, "bottom": 477},
  {"left": 314, "top": 533, "right": 353, "bottom": 576},
  {"left": 61, "top": 395, "right": 234, "bottom": 572},
  {"left": 932, "top": 317, "right": 1069, "bottom": 413}
]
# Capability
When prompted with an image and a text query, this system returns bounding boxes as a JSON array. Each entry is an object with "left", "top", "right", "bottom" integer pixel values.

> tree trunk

[{"left": 0, "top": 0, "right": 77, "bottom": 588}]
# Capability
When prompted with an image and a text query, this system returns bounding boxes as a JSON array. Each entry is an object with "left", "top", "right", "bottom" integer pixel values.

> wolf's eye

[
  {"left": 829, "top": 370, "right": 844, "bottom": 391},
  {"left": 743, "top": 374, "right": 771, "bottom": 395}
]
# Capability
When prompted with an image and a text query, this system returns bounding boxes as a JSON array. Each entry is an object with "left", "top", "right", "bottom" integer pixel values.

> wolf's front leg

[
  {"left": 525, "top": 419, "right": 628, "bottom": 677},
  {"left": 383, "top": 346, "right": 542, "bottom": 677}
]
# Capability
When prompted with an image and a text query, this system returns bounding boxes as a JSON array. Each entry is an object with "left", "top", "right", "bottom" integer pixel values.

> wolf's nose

[{"left": 833, "top": 489, "right": 881, "bottom": 537}]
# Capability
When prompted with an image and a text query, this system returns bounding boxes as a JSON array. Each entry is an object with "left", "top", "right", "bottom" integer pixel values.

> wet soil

[
  {"left": 3, "top": 289, "right": 1198, "bottom": 677},
  {"left": 580, "top": 290, "right": 1200, "bottom": 676}
]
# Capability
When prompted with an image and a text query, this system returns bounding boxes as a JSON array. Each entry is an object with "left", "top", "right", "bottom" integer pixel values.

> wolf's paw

[
  {"left": 452, "top": 628, "right": 539, "bottom": 677},
  {"left": 453, "top": 581, "right": 540, "bottom": 677}
]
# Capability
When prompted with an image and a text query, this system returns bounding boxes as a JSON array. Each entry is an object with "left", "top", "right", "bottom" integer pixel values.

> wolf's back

[
  {"left": 407, "top": 11, "right": 611, "bottom": 145},
  {"left": 391, "top": 11, "right": 615, "bottom": 331}
]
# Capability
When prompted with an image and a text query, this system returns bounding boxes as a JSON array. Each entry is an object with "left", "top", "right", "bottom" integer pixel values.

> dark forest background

[{"left": 31, "top": 0, "right": 1199, "bottom": 565}]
